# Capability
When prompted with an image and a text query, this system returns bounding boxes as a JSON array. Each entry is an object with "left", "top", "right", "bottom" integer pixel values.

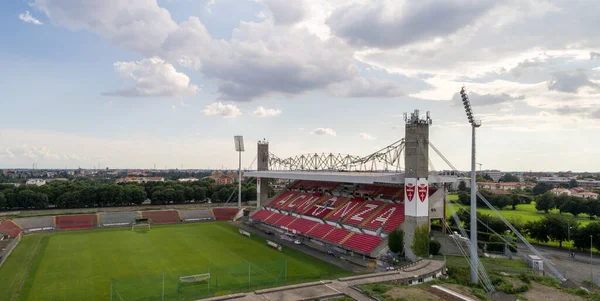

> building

[
  {"left": 178, "top": 178, "right": 198, "bottom": 182},
  {"left": 450, "top": 177, "right": 471, "bottom": 191},
  {"left": 26, "top": 179, "right": 46, "bottom": 186},
  {"left": 115, "top": 177, "right": 164, "bottom": 184},
  {"left": 571, "top": 191, "right": 599, "bottom": 199},
  {"left": 551, "top": 188, "right": 571, "bottom": 196},
  {"left": 209, "top": 171, "right": 239, "bottom": 185},
  {"left": 477, "top": 182, "right": 532, "bottom": 191}
]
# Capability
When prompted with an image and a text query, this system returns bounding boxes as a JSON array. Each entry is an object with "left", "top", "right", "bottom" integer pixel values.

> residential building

[
  {"left": 551, "top": 188, "right": 571, "bottom": 196},
  {"left": 477, "top": 182, "right": 532, "bottom": 191},
  {"left": 571, "top": 191, "right": 599, "bottom": 199},
  {"left": 26, "top": 179, "right": 46, "bottom": 186},
  {"left": 178, "top": 178, "right": 199, "bottom": 182},
  {"left": 115, "top": 177, "right": 164, "bottom": 184}
]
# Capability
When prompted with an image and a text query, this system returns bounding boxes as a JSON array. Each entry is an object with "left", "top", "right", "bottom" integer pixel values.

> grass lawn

[{"left": 0, "top": 222, "right": 349, "bottom": 301}]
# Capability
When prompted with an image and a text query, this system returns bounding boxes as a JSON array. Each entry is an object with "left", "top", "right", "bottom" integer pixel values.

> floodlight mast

[
  {"left": 460, "top": 86, "right": 481, "bottom": 284},
  {"left": 234, "top": 136, "right": 245, "bottom": 209}
]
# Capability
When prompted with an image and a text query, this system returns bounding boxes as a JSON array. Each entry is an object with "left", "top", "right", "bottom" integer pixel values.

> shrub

[{"left": 429, "top": 239, "right": 441, "bottom": 255}]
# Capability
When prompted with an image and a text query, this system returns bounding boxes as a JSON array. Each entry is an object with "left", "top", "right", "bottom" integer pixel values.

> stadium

[{"left": 0, "top": 110, "right": 450, "bottom": 301}]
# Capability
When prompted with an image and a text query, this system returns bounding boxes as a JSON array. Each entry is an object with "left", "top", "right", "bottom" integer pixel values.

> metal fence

[
  {"left": 0, "top": 233, "right": 22, "bottom": 268},
  {"left": 110, "top": 259, "right": 289, "bottom": 301}
]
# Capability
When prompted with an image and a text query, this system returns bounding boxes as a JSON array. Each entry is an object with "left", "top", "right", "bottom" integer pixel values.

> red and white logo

[
  {"left": 406, "top": 183, "right": 415, "bottom": 202},
  {"left": 257, "top": 178, "right": 261, "bottom": 185},
  {"left": 418, "top": 184, "right": 428, "bottom": 202}
]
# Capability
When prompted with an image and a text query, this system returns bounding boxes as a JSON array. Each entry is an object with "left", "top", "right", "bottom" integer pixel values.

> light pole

[
  {"left": 568, "top": 222, "right": 572, "bottom": 259},
  {"left": 591, "top": 235, "right": 594, "bottom": 282},
  {"left": 234, "top": 136, "right": 245, "bottom": 209},
  {"left": 460, "top": 86, "right": 482, "bottom": 284}
]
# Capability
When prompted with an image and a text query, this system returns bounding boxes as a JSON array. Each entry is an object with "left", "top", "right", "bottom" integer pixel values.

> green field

[{"left": 0, "top": 222, "right": 349, "bottom": 301}]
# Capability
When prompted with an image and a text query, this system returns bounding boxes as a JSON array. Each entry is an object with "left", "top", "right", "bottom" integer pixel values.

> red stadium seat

[
  {"left": 251, "top": 209, "right": 273, "bottom": 222},
  {"left": 342, "top": 232, "right": 383, "bottom": 255},
  {"left": 287, "top": 218, "right": 319, "bottom": 234},
  {"left": 304, "top": 195, "right": 348, "bottom": 218},
  {"left": 322, "top": 227, "right": 352, "bottom": 244},
  {"left": 264, "top": 212, "right": 285, "bottom": 225},
  {"left": 212, "top": 208, "right": 239, "bottom": 221},
  {"left": 274, "top": 215, "right": 296, "bottom": 227},
  {"left": 0, "top": 220, "right": 21, "bottom": 235},
  {"left": 306, "top": 223, "right": 335, "bottom": 239},
  {"left": 55, "top": 214, "right": 97, "bottom": 230}
]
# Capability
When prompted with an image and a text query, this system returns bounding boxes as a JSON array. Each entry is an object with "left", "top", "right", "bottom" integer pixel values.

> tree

[
  {"left": 532, "top": 182, "right": 553, "bottom": 196},
  {"left": 57, "top": 191, "right": 80, "bottom": 208},
  {"left": 458, "top": 181, "right": 467, "bottom": 192},
  {"left": 0, "top": 192, "right": 5, "bottom": 209},
  {"left": 457, "top": 192, "right": 470, "bottom": 206},
  {"left": 499, "top": 173, "right": 520, "bottom": 182},
  {"left": 194, "top": 187, "right": 206, "bottom": 202},
  {"left": 429, "top": 240, "right": 441, "bottom": 255},
  {"left": 555, "top": 193, "right": 570, "bottom": 214},
  {"left": 411, "top": 224, "right": 430, "bottom": 257},
  {"left": 123, "top": 185, "right": 146, "bottom": 205},
  {"left": 573, "top": 222, "right": 600, "bottom": 250},
  {"left": 534, "top": 191, "right": 555, "bottom": 213},
  {"left": 388, "top": 229, "right": 404, "bottom": 254},
  {"left": 493, "top": 195, "right": 511, "bottom": 210},
  {"left": 564, "top": 196, "right": 585, "bottom": 217},
  {"left": 543, "top": 215, "right": 576, "bottom": 248},
  {"left": 524, "top": 220, "right": 550, "bottom": 243},
  {"left": 509, "top": 193, "right": 532, "bottom": 210},
  {"left": 569, "top": 179, "right": 579, "bottom": 188},
  {"left": 584, "top": 198, "right": 600, "bottom": 220},
  {"left": 184, "top": 187, "right": 195, "bottom": 202}
]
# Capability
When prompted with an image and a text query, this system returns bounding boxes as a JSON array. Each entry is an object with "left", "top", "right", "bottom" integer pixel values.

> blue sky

[{"left": 1, "top": 0, "right": 600, "bottom": 171}]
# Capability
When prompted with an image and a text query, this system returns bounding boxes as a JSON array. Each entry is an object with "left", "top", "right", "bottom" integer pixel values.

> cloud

[
  {"left": 451, "top": 91, "right": 523, "bottom": 106},
  {"left": 36, "top": 1, "right": 360, "bottom": 101},
  {"left": 328, "top": 77, "right": 403, "bottom": 98},
  {"left": 547, "top": 69, "right": 598, "bottom": 93},
  {"left": 311, "top": 128, "right": 336, "bottom": 136},
  {"left": 253, "top": 106, "right": 282, "bottom": 117},
  {"left": 359, "top": 133, "right": 375, "bottom": 140},
  {"left": 591, "top": 52, "right": 600, "bottom": 60},
  {"left": 103, "top": 57, "right": 199, "bottom": 97},
  {"left": 260, "top": 0, "right": 307, "bottom": 25},
  {"left": 202, "top": 102, "right": 241, "bottom": 118},
  {"left": 33, "top": 0, "right": 177, "bottom": 55},
  {"left": 327, "top": 0, "right": 496, "bottom": 48},
  {"left": 592, "top": 110, "right": 600, "bottom": 119},
  {"left": 19, "top": 11, "right": 43, "bottom": 25}
]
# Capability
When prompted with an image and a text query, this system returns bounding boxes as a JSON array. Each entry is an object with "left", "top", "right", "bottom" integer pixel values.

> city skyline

[{"left": 1, "top": 0, "right": 600, "bottom": 171}]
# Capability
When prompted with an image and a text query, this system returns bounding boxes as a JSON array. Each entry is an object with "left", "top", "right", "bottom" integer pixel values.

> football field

[{"left": 0, "top": 222, "right": 349, "bottom": 301}]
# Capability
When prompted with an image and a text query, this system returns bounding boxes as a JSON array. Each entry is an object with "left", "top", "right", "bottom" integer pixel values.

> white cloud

[
  {"left": 311, "top": 128, "right": 336, "bottom": 136},
  {"left": 328, "top": 77, "right": 403, "bottom": 98},
  {"left": 253, "top": 106, "right": 282, "bottom": 117},
  {"left": 103, "top": 57, "right": 199, "bottom": 97},
  {"left": 547, "top": 69, "right": 598, "bottom": 93},
  {"left": 259, "top": 0, "right": 307, "bottom": 25},
  {"left": 19, "top": 11, "right": 43, "bottom": 25},
  {"left": 202, "top": 102, "right": 241, "bottom": 118},
  {"left": 359, "top": 133, "right": 375, "bottom": 140}
]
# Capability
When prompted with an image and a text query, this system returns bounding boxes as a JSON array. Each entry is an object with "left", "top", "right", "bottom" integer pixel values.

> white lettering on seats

[
  {"left": 286, "top": 194, "right": 306, "bottom": 208},
  {"left": 333, "top": 201, "right": 360, "bottom": 218},
  {"left": 275, "top": 193, "right": 295, "bottom": 207},
  {"left": 370, "top": 207, "right": 396, "bottom": 225},
  {"left": 296, "top": 196, "right": 320, "bottom": 211},
  {"left": 311, "top": 196, "right": 339, "bottom": 216},
  {"left": 350, "top": 203, "right": 379, "bottom": 222}
]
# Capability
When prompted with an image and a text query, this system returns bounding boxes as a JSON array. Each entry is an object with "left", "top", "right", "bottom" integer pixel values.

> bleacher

[
  {"left": 212, "top": 208, "right": 239, "bottom": 221},
  {"left": 0, "top": 220, "right": 21, "bottom": 235},
  {"left": 55, "top": 214, "right": 97, "bottom": 230},
  {"left": 251, "top": 180, "right": 419, "bottom": 257},
  {"left": 99, "top": 212, "right": 139, "bottom": 227},
  {"left": 141, "top": 210, "right": 181, "bottom": 224},
  {"left": 179, "top": 209, "right": 214, "bottom": 222},
  {"left": 12, "top": 216, "right": 54, "bottom": 233}
]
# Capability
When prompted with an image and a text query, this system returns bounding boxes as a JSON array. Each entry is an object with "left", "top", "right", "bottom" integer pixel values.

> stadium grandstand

[
  {"left": 179, "top": 209, "right": 214, "bottom": 222},
  {"left": 99, "top": 212, "right": 139, "bottom": 227},
  {"left": 0, "top": 220, "right": 21, "bottom": 236},
  {"left": 12, "top": 216, "right": 54, "bottom": 233},
  {"left": 55, "top": 214, "right": 98, "bottom": 230},
  {"left": 141, "top": 210, "right": 181, "bottom": 224},
  {"left": 212, "top": 207, "right": 240, "bottom": 221},
  {"left": 250, "top": 180, "right": 437, "bottom": 257}
]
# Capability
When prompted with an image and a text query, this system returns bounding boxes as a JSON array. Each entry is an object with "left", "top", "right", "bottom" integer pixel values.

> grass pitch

[{"left": 0, "top": 222, "right": 349, "bottom": 301}]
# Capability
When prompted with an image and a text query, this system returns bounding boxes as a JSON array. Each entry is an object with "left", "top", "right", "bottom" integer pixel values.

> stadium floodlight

[
  {"left": 234, "top": 136, "right": 244, "bottom": 209},
  {"left": 460, "top": 86, "right": 482, "bottom": 285}
]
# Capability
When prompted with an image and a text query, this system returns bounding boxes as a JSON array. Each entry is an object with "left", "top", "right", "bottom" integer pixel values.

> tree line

[
  {"left": 456, "top": 189, "right": 533, "bottom": 210},
  {"left": 525, "top": 214, "right": 600, "bottom": 251},
  {"left": 534, "top": 190, "right": 600, "bottom": 219},
  {"left": 0, "top": 178, "right": 259, "bottom": 210}
]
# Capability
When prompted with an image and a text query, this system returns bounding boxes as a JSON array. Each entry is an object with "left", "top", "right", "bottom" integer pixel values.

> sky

[{"left": 1, "top": 0, "right": 600, "bottom": 172}]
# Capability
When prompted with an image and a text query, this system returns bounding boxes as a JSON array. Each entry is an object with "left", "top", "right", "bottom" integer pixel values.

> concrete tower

[
  {"left": 256, "top": 140, "right": 270, "bottom": 207},
  {"left": 402, "top": 110, "right": 432, "bottom": 260}
]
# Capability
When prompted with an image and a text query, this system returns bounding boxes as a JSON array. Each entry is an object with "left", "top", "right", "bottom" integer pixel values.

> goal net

[{"left": 178, "top": 273, "right": 210, "bottom": 293}]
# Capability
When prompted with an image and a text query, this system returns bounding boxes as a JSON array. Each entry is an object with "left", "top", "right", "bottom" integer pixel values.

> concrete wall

[
  {"left": 404, "top": 116, "right": 429, "bottom": 179},
  {"left": 402, "top": 216, "right": 429, "bottom": 261}
]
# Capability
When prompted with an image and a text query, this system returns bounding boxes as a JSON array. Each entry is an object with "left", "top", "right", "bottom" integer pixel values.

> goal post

[
  {"left": 177, "top": 273, "right": 211, "bottom": 293},
  {"left": 132, "top": 218, "right": 151, "bottom": 231}
]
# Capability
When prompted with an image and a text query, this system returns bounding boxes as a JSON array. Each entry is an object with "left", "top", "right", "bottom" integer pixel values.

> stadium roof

[{"left": 244, "top": 171, "right": 456, "bottom": 185}]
